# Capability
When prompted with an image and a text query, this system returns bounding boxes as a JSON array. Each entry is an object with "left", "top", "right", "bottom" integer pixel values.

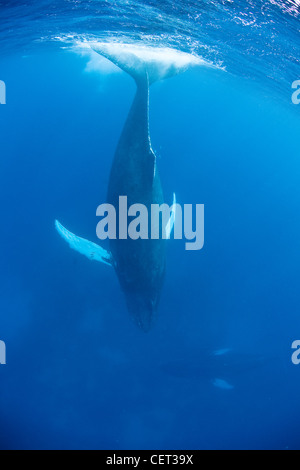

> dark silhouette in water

[{"left": 55, "top": 43, "right": 199, "bottom": 330}]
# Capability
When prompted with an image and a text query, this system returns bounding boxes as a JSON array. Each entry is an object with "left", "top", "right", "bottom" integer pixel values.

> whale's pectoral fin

[
  {"left": 166, "top": 193, "right": 176, "bottom": 240},
  {"left": 55, "top": 220, "right": 113, "bottom": 266}
]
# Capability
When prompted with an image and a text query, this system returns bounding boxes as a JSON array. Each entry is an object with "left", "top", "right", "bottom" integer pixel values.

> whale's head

[{"left": 126, "top": 291, "right": 160, "bottom": 332}]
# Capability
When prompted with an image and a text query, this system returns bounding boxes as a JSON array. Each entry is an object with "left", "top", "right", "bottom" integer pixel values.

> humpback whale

[{"left": 55, "top": 43, "right": 201, "bottom": 330}]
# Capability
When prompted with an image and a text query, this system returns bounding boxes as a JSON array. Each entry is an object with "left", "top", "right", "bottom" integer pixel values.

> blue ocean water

[{"left": 0, "top": 0, "right": 300, "bottom": 450}]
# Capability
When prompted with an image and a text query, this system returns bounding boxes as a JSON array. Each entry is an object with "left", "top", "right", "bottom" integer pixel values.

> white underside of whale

[{"left": 74, "top": 41, "right": 217, "bottom": 79}]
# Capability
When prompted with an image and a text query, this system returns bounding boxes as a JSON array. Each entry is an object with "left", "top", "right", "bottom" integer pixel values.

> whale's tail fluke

[{"left": 91, "top": 43, "right": 203, "bottom": 86}]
